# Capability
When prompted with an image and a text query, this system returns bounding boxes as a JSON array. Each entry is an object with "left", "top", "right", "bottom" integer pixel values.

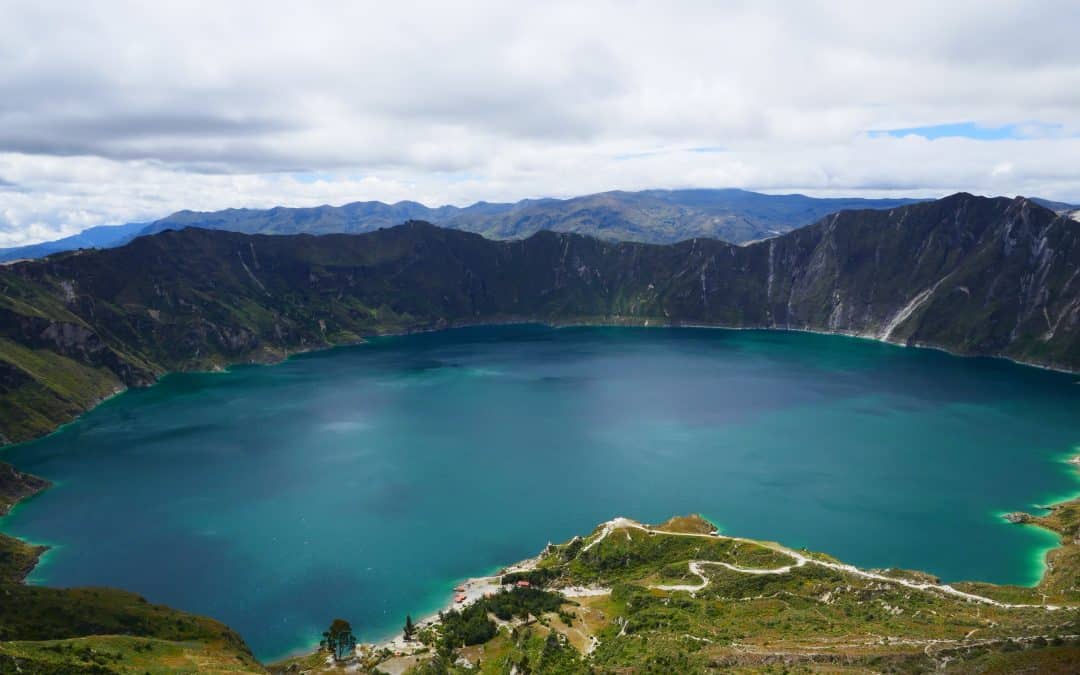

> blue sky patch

[{"left": 871, "top": 121, "right": 1062, "bottom": 141}]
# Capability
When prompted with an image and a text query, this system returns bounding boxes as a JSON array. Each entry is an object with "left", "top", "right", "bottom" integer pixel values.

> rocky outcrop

[
  {"left": 0, "top": 462, "right": 50, "bottom": 515},
  {"left": 1003, "top": 512, "right": 1032, "bottom": 524},
  {"left": 767, "top": 194, "right": 1080, "bottom": 369}
]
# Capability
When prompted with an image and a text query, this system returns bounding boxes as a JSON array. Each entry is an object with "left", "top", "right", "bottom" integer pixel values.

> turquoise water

[{"left": 2, "top": 325, "right": 1078, "bottom": 660}]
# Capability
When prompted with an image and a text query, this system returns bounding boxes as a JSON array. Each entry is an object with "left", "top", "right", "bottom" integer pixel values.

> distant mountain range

[
  {"left": 0, "top": 189, "right": 936, "bottom": 262},
  {"left": 6, "top": 189, "right": 1074, "bottom": 265},
  {"left": 0, "top": 192, "right": 1077, "bottom": 444}
]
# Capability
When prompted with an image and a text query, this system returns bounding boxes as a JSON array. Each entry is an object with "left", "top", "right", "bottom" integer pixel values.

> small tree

[
  {"left": 320, "top": 618, "right": 357, "bottom": 661},
  {"left": 404, "top": 614, "right": 416, "bottom": 641}
]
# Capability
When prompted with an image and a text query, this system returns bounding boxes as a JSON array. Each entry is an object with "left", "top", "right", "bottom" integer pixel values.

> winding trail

[
  {"left": 581, "top": 518, "right": 1067, "bottom": 611},
  {"left": 653, "top": 558, "right": 807, "bottom": 592}
]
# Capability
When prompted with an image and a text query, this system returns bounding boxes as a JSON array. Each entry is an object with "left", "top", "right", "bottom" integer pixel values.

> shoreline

[
  {"left": 277, "top": 471, "right": 1080, "bottom": 668},
  {"left": 1, "top": 322, "right": 1078, "bottom": 667},
  {"left": 277, "top": 453, "right": 1080, "bottom": 667},
  {"left": 7, "top": 450, "right": 1080, "bottom": 667},
  {"left": 266, "top": 557, "right": 542, "bottom": 666},
  {"left": 4, "top": 320, "right": 1079, "bottom": 559},
  {"left": 398, "top": 317, "right": 1080, "bottom": 376},
  {"left": 1014, "top": 451, "right": 1080, "bottom": 585},
  {"left": 2, "top": 318, "right": 1077, "bottom": 454}
]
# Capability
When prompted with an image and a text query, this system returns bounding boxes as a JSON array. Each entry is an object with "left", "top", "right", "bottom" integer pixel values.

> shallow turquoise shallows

[{"left": 2, "top": 326, "right": 1078, "bottom": 660}]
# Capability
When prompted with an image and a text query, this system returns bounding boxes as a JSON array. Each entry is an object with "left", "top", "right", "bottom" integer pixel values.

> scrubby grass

[
  {"left": 0, "top": 584, "right": 249, "bottom": 647},
  {"left": 0, "top": 531, "right": 45, "bottom": 582},
  {"left": 0, "top": 461, "right": 50, "bottom": 518},
  {"left": 264, "top": 648, "right": 329, "bottom": 674},
  {"left": 1026, "top": 498, "right": 1080, "bottom": 602},
  {"left": 568, "top": 526, "right": 755, "bottom": 585},
  {"left": 655, "top": 561, "right": 701, "bottom": 584},
  {"left": 728, "top": 540, "right": 796, "bottom": 569},
  {"left": 0, "top": 339, "right": 121, "bottom": 443},
  {"left": 0, "top": 583, "right": 262, "bottom": 673},
  {"left": 387, "top": 513, "right": 1080, "bottom": 673},
  {"left": 653, "top": 514, "right": 716, "bottom": 534},
  {"left": 459, "top": 626, "right": 587, "bottom": 675},
  {"left": 945, "top": 641, "right": 1080, "bottom": 674},
  {"left": 0, "top": 635, "right": 264, "bottom": 674}
]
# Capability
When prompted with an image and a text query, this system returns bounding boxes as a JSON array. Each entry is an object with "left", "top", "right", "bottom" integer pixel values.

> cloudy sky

[{"left": 2, "top": 0, "right": 1079, "bottom": 246}]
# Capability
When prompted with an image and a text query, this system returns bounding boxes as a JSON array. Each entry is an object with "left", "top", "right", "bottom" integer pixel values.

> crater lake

[{"left": 2, "top": 325, "right": 1078, "bottom": 660}]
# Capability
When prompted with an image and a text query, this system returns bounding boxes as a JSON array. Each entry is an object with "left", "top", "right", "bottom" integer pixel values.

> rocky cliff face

[
  {"left": 0, "top": 193, "right": 1076, "bottom": 443},
  {"left": 771, "top": 194, "right": 1080, "bottom": 367}
]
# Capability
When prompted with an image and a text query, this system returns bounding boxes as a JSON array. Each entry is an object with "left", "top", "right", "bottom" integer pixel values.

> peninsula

[{"left": 272, "top": 491, "right": 1080, "bottom": 672}]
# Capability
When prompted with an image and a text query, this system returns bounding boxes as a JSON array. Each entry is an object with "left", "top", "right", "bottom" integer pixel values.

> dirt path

[
  {"left": 653, "top": 557, "right": 806, "bottom": 592},
  {"left": 582, "top": 518, "right": 1066, "bottom": 610}
]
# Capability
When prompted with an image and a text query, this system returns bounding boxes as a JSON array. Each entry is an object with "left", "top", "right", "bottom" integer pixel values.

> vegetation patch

[{"left": 339, "top": 512, "right": 1080, "bottom": 674}]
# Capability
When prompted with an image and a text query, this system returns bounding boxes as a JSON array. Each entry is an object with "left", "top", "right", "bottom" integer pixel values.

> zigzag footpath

[{"left": 583, "top": 519, "right": 1068, "bottom": 610}]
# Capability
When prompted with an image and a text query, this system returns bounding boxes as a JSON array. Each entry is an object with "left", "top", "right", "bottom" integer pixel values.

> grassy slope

[
  {"left": 953, "top": 490, "right": 1080, "bottom": 605},
  {"left": 0, "top": 531, "right": 45, "bottom": 582},
  {"left": 0, "top": 487, "right": 264, "bottom": 673},
  {"left": 273, "top": 510, "right": 1078, "bottom": 674},
  {"left": 0, "top": 579, "right": 265, "bottom": 674},
  {"left": 0, "top": 635, "right": 263, "bottom": 674},
  {"left": 0, "top": 339, "right": 122, "bottom": 443},
  {"left": 0, "top": 460, "right": 50, "bottom": 516}
]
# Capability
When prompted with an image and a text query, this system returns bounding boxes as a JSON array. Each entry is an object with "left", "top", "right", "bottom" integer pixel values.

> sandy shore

[{"left": 371, "top": 553, "right": 542, "bottom": 657}]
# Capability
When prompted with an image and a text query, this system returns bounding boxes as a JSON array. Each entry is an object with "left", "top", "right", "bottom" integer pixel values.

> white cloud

[{"left": 1, "top": 0, "right": 1079, "bottom": 245}]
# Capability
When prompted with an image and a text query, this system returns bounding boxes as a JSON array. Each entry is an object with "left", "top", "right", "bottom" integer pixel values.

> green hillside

[{"left": 0, "top": 193, "right": 1076, "bottom": 446}]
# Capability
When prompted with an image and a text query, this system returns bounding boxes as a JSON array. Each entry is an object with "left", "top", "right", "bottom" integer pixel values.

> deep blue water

[{"left": 2, "top": 325, "right": 1078, "bottom": 660}]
